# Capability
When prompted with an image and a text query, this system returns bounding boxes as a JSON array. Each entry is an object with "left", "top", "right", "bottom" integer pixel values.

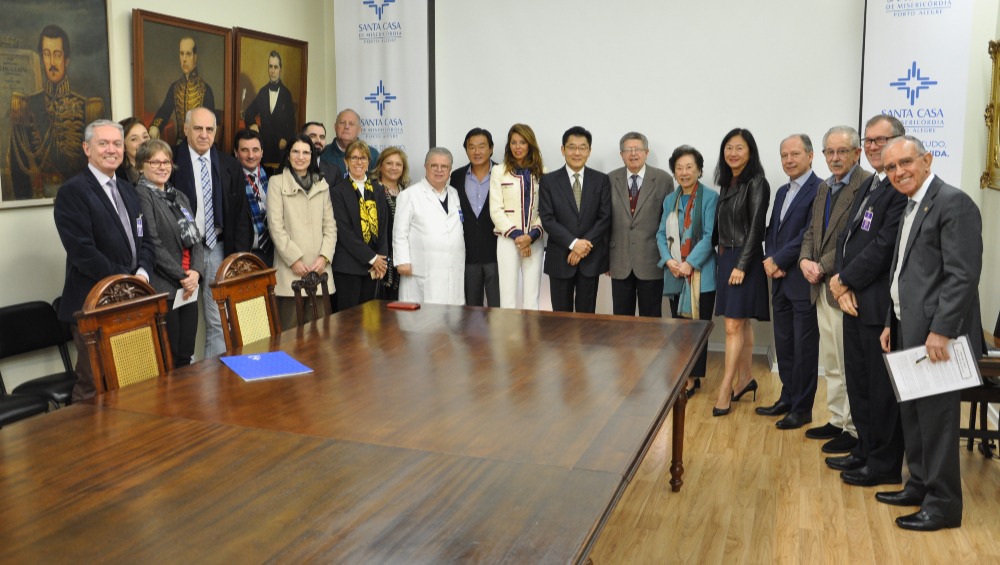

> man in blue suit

[
  {"left": 54, "top": 119, "right": 155, "bottom": 400},
  {"left": 757, "top": 134, "right": 820, "bottom": 429},
  {"left": 171, "top": 107, "right": 251, "bottom": 358},
  {"left": 539, "top": 126, "right": 612, "bottom": 313}
]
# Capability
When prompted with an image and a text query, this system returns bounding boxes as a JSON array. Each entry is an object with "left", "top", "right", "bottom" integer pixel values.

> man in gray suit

[
  {"left": 607, "top": 132, "right": 673, "bottom": 317},
  {"left": 877, "top": 135, "right": 982, "bottom": 532}
]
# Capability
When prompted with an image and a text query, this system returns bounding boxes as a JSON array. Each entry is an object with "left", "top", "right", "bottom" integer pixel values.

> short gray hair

[
  {"left": 780, "top": 134, "right": 813, "bottom": 153},
  {"left": 823, "top": 126, "right": 861, "bottom": 149},
  {"left": 425, "top": 147, "right": 454, "bottom": 167},
  {"left": 865, "top": 114, "right": 905, "bottom": 137},
  {"left": 619, "top": 132, "right": 648, "bottom": 152},
  {"left": 185, "top": 107, "right": 217, "bottom": 127},
  {"left": 883, "top": 135, "right": 928, "bottom": 156},
  {"left": 84, "top": 119, "right": 123, "bottom": 143}
]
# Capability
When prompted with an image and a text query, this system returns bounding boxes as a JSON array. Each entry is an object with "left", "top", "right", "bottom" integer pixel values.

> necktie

[
  {"left": 109, "top": 180, "right": 136, "bottom": 270},
  {"left": 248, "top": 173, "right": 271, "bottom": 253},
  {"left": 628, "top": 174, "right": 639, "bottom": 214},
  {"left": 905, "top": 199, "right": 916, "bottom": 217},
  {"left": 572, "top": 173, "right": 582, "bottom": 209},
  {"left": 200, "top": 156, "right": 217, "bottom": 249}
]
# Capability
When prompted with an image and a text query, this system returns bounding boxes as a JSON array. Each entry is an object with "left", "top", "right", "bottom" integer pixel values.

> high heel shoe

[
  {"left": 732, "top": 378, "right": 758, "bottom": 402},
  {"left": 712, "top": 403, "right": 732, "bottom": 417},
  {"left": 685, "top": 386, "right": 696, "bottom": 399}
]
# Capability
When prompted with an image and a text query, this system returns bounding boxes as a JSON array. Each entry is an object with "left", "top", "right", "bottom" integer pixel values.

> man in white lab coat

[{"left": 394, "top": 147, "right": 466, "bottom": 305}]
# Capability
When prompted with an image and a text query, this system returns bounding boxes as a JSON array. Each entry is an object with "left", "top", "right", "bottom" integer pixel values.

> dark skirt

[{"left": 715, "top": 245, "right": 770, "bottom": 321}]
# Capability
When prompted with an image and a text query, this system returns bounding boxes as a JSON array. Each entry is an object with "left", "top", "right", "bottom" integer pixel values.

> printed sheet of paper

[{"left": 883, "top": 335, "right": 982, "bottom": 402}]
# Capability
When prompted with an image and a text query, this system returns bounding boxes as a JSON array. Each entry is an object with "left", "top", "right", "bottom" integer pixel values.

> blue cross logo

[
  {"left": 363, "top": 0, "right": 395, "bottom": 21},
  {"left": 889, "top": 62, "right": 938, "bottom": 106},
  {"left": 365, "top": 80, "right": 397, "bottom": 116}
]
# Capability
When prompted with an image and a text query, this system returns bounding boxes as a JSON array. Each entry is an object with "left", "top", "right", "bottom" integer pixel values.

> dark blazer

[
  {"left": 835, "top": 175, "right": 907, "bottom": 326},
  {"left": 136, "top": 181, "right": 207, "bottom": 296},
  {"left": 607, "top": 165, "right": 673, "bottom": 280},
  {"left": 799, "top": 165, "right": 872, "bottom": 305},
  {"left": 886, "top": 176, "right": 983, "bottom": 357},
  {"left": 451, "top": 163, "right": 498, "bottom": 265},
  {"left": 330, "top": 177, "right": 390, "bottom": 276},
  {"left": 171, "top": 144, "right": 252, "bottom": 257},
  {"left": 539, "top": 166, "right": 612, "bottom": 278},
  {"left": 243, "top": 81, "right": 296, "bottom": 166},
  {"left": 53, "top": 168, "right": 156, "bottom": 322},
  {"left": 714, "top": 175, "right": 770, "bottom": 271},
  {"left": 765, "top": 172, "right": 821, "bottom": 301}
]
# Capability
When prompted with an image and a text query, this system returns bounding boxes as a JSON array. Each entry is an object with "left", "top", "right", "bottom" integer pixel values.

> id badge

[
  {"left": 860, "top": 208, "right": 873, "bottom": 232},
  {"left": 136, "top": 216, "right": 144, "bottom": 237},
  {"left": 458, "top": 209, "right": 465, "bottom": 223}
]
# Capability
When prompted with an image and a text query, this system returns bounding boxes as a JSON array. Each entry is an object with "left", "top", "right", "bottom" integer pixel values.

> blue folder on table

[{"left": 220, "top": 351, "right": 313, "bottom": 381}]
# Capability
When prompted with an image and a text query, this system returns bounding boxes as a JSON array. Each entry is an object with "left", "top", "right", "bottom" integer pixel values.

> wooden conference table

[{"left": 1, "top": 302, "right": 711, "bottom": 564}]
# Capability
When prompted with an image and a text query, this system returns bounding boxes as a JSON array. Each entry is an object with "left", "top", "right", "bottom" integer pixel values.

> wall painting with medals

[{"left": 0, "top": 0, "right": 111, "bottom": 209}]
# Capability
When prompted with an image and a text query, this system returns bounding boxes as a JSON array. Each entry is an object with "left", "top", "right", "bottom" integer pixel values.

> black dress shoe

[
  {"left": 805, "top": 422, "right": 841, "bottom": 439},
  {"left": 895, "top": 510, "right": 961, "bottom": 531},
  {"left": 825, "top": 454, "right": 865, "bottom": 471},
  {"left": 821, "top": 432, "right": 858, "bottom": 453},
  {"left": 775, "top": 411, "right": 812, "bottom": 430},
  {"left": 875, "top": 490, "right": 924, "bottom": 507},
  {"left": 840, "top": 466, "right": 902, "bottom": 487},
  {"left": 755, "top": 401, "right": 790, "bottom": 416}
]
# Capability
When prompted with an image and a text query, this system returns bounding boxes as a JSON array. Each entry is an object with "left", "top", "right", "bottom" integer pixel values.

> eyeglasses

[
  {"left": 145, "top": 160, "right": 172, "bottom": 169},
  {"left": 564, "top": 145, "right": 590, "bottom": 153},
  {"left": 862, "top": 135, "right": 899, "bottom": 147},
  {"left": 620, "top": 147, "right": 647, "bottom": 155},
  {"left": 822, "top": 148, "right": 855, "bottom": 158},
  {"left": 348, "top": 156, "right": 369, "bottom": 163}
]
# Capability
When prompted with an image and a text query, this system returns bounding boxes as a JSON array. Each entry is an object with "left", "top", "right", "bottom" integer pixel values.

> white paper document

[
  {"left": 172, "top": 288, "right": 198, "bottom": 309},
  {"left": 883, "top": 335, "right": 982, "bottom": 402}
]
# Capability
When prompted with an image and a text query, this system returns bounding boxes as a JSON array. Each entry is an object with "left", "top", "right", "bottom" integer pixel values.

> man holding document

[{"left": 878, "top": 135, "right": 983, "bottom": 532}]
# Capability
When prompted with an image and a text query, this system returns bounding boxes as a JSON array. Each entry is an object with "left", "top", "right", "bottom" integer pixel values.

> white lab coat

[{"left": 394, "top": 178, "right": 466, "bottom": 305}]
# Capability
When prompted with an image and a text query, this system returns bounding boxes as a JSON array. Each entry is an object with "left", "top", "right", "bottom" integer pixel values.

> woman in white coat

[{"left": 394, "top": 148, "right": 465, "bottom": 305}]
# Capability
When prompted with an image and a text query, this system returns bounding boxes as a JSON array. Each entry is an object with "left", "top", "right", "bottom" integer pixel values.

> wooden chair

[
  {"left": 291, "top": 271, "right": 333, "bottom": 327},
  {"left": 211, "top": 252, "right": 281, "bottom": 351},
  {"left": 0, "top": 300, "right": 76, "bottom": 408},
  {"left": 75, "top": 275, "right": 173, "bottom": 395},
  {"left": 959, "top": 314, "right": 1000, "bottom": 458}
]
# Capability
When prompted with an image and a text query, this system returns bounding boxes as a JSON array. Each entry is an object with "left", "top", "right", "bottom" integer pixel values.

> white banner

[
  {"left": 861, "top": 1, "right": 974, "bottom": 182},
  {"left": 334, "top": 0, "right": 429, "bottom": 165}
]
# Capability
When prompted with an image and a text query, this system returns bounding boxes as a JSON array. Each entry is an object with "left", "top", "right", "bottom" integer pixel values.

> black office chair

[
  {"left": 0, "top": 300, "right": 77, "bottom": 408},
  {"left": 959, "top": 312, "right": 1000, "bottom": 458}
]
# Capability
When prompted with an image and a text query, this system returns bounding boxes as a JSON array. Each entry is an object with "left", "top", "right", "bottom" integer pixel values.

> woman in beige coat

[{"left": 266, "top": 134, "right": 336, "bottom": 330}]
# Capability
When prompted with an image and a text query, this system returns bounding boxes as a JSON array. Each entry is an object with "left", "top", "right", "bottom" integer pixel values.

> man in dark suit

[
  {"left": 539, "top": 126, "right": 611, "bottom": 313},
  {"left": 607, "top": 132, "right": 673, "bottom": 317},
  {"left": 54, "top": 119, "right": 155, "bottom": 400},
  {"left": 826, "top": 115, "right": 908, "bottom": 486},
  {"left": 233, "top": 128, "right": 272, "bottom": 267},
  {"left": 243, "top": 51, "right": 297, "bottom": 170},
  {"left": 877, "top": 135, "right": 982, "bottom": 532},
  {"left": 799, "top": 126, "right": 872, "bottom": 453},
  {"left": 758, "top": 134, "right": 821, "bottom": 429},
  {"left": 450, "top": 127, "right": 499, "bottom": 307},
  {"left": 170, "top": 107, "right": 252, "bottom": 358}
]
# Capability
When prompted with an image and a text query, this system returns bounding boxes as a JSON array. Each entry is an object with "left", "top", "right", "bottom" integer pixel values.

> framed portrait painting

[
  {"left": 234, "top": 28, "right": 308, "bottom": 170},
  {"left": 132, "top": 10, "right": 232, "bottom": 153},
  {"left": 0, "top": 0, "right": 112, "bottom": 208}
]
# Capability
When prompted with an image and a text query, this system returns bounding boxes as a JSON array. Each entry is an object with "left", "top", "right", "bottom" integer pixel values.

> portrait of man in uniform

[{"left": 148, "top": 36, "right": 216, "bottom": 146}]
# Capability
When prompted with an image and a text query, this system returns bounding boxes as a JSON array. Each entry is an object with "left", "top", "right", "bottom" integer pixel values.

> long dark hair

[
  {"left": 280, "top": 133, "right": 322, "bottom": 177},
  {"left": 714, "top": 128, "right": 764, "bottom": 188}
]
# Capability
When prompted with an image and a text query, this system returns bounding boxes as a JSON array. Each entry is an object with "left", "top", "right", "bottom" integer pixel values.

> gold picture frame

[{"left": 982, "top": 40, "right": 1000, "bottom": 190}]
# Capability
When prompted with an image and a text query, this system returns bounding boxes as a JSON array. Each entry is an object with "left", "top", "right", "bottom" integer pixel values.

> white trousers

[{"left": 496, "top": 236, "right": 543, "bottom": 310}]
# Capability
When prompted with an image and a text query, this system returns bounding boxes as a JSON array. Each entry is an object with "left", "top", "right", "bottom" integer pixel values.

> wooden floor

[{"left": 588, "top": 352, "right": 999, "bottom": 565}]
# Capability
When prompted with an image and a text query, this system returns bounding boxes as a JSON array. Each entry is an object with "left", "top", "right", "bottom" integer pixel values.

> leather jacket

[{"left": 714, "top": 175, "right": 770, "bottom": 271}]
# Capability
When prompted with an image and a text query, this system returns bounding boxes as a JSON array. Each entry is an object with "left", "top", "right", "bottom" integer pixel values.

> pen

[{"left": 915, "top": 355, "right": 928, "bottom": 364}]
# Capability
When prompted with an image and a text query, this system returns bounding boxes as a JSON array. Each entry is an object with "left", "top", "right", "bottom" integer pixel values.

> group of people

[{"left": 54, "top": 106, "right": 982, "bottom": 533}]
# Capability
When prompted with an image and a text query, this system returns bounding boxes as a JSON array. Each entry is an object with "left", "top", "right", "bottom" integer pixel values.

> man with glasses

[
  {"left": 798, "top": 126, "right": 871, "bottom": 454},
  {"left": 824, "top": 115, "right": 908, "bottom": 487},
  {"left": 607, "top": 132, "right": 673, "bottom": 317},
  {"left": 539, "top": 126, "right": 612, "bottom": 313}
]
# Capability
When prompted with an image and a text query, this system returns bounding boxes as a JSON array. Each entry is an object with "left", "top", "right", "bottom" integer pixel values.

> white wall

[{"left": 0, "top": 0, "right": 334, "bottom": 389}]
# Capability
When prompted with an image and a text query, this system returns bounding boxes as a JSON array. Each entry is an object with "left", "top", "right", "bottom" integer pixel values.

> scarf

[
  {"left": 138, "top": 177, "right": 201, "bottom": 249},
  {"left": 352, "top": 177, "right": 379, "bottom": 245},
  {"left": 665, "top": 183, "right": 705, "bottom": 318}
]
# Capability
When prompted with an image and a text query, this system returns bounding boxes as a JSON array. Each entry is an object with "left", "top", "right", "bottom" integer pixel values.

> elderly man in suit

[
  {"left": 799, "top": 126, "right": 871, "bottom": 453},
  {"left": 539, "top": 126, "right": 612, "bottom": 313},
  {"left": 758, "top": 134, "right": 821, "bottom": 429},
  {"left": 170, "top": 107, "right": 252, "bottom": 358},
  {"left": 54, "top": 119, "right": 155, "bottom": 400},
  {"left": 607, "top": 132, "right": 673, "bottom": 317},
  {"left": 876, "top": 136, "right": 982, "bottom": 531},
  {"left": 825, "top": 115, "right": 908, "bottom": 486}
]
